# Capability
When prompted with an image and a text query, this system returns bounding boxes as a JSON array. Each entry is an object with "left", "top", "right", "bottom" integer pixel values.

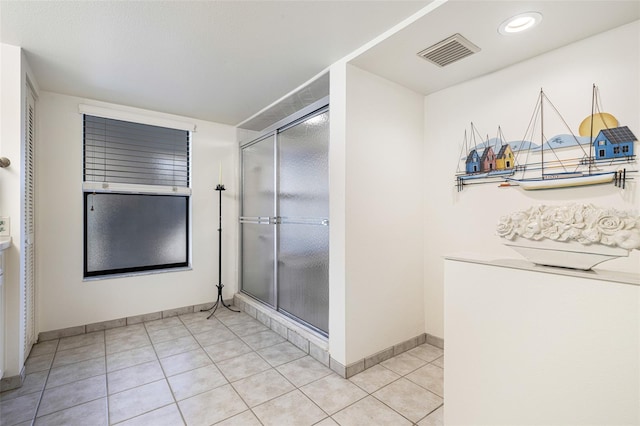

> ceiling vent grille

[{"left": 417, "top": 33, "right": 480, "bottom": 67}]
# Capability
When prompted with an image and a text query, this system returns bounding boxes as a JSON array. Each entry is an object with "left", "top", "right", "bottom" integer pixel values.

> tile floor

[{"left": 0, "top": 307, "right": 444, "bottom": 426}]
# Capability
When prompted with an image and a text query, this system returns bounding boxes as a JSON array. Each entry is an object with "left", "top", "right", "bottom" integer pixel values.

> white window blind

[{"left": 83, "top": 115, "right": 190, "bottom": 188}]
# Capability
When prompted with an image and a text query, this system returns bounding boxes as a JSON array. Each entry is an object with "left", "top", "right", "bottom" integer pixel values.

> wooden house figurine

[
  {"left": 495, "top": 144, "right": 515, "bottom": 170},
  {"left": 593, "top": 126, "right": 636, "bottom": 160},
  {"left": 480, "top": 146, "right": 496, "bottom": 172},
  {"left": 466, "top": 149, "right": 481, "bottom": 174}
]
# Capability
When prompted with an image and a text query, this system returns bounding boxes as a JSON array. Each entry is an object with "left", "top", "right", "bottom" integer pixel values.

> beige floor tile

[
  {"left": 258, "top": 342, "right": 306, "bottom": 367},
  {"left": 407, "top": 344, "right": 444, "bottom": 363},
  {"left": 167, "top": 364, "right": 228, "bottom": 401},
  {"left": 216, "top": 352, "right": 271, "bottom": 382},
  {"left": 315, "top": 417, "right": 339, "bottom": 426},
  {"left": 46, "top": 357, "right": 105, "bottom": 389},
  {"left": 106, "top": 333, "right": 151, "bottom": 355},
  {"left": 380, "top": 352, "right": 427, "bottom": 376},
  {"left": 105, "top": 324, "right": 146, "bottom": 340},
  {"left": 34, "top": 397, "right": 107, "bottom": 426},
  {"left": 348, "top": 364, "right": 401, "bottom": 394},
  {"left": 252, "top": 390, "right": 327, "bottom": 426},
  {"left": 300, "top": 374, "right": 367, "bottom": 415},
  {"left": 154, "top": 335, "right": 200, "bottom": 359},
  {"left": 0, "top": 391, "right": 41, "bottom": 425},
  {"left": 213, "top": 409, "right": 262, "bottom": 426},
  {"left": 231, "top": 369, "right": 294, "bottom": 407},
  {"left": 203, "top": 338, "right": 253, "bottom": 363},
  {"left": 373, "top": 378, "right": 442, "bottom": 423},
  {"left": 0, "top": 371, "right": 47, "bottom": 402},
  {"left": 28, "top": 340, "right": 59, "bottom": 358},
  {"left": 160, "top": 348, "right": 213, "bottom": 377},
  {"left": 106, "top": 345, "right": 156, "bottom": 372},
  {"left": 406, "top": 364, "right": 444, "bottom": 397},
  {"left": 240, "top": 330, "right": 286, "bottom": 350},
  {"left": 147, "top": 324, "right": 190, "bottom": 344},
  {"left": 193, "top": 328, "right": 236, "bottom": 346},
  {"left": 108, "top": 380, "right": 174, "bottom": 424},
  {"left": 178, "top": 311, "right": 212, "bottom": 325},
  {"left": 144, "top": 316, "right": 182, "bottom": 332},
  {"left": 37, "top": 375, "right": 107, "bottom": 417},
  {"left": 418, "top": 405, "right": 444, "bottom": 426},
  {"left": 115, "top": 403, "right": 184, "bottom": 426},
  {"left": 52, "top": 342, "right": 106, "bottom": 368},
  {"left": 227, "top": 320, "right": 269, "bottom": 337},
  {"left": 332, "top": 395, "right": 412, "bottom": 426},
  {"left": 178, "top": 384, "right": 247, "bottom": 426},
  {"left": 107, "top": 360, "right": 164, "bottom": 395},
  {"left": 276, "top": 356, "right": 333, "bottom": 387},
  {"left": 184, "top": 318, "right": 226, "bottom": 335},
  {"left": 215, "top": 312, "right": 255, "bottom": 327},
  {"left": 432, "top": 355, "right": 444, "bottom": 369},
  {"left": 25, "top": 352, "right": 55, "bottom": 374},
  {"left": 58, "top": 331, "right": 105, "bottom": 352}
]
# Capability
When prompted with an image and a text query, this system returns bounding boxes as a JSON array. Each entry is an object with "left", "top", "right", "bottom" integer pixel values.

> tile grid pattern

[{"left": 0, "top": 307, "right": 444, "bottom": 426}]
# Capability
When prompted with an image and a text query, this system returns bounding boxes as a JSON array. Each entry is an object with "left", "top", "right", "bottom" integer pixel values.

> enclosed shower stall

[{"left": 240, "top": 101, "right": 329, "bottom": 335}]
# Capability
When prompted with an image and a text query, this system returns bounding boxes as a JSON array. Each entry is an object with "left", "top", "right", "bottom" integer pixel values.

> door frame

[{"left": 239, "top": 97, "right": 329, "bottom": 335}]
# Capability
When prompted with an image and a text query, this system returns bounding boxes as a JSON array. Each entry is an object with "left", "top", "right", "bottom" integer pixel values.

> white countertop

[
  {"left": 444, "top": 252, "right": 640, "bottom": 286},
  {"left": 0, "top": 236, "right": 11, "bottom": 251}
]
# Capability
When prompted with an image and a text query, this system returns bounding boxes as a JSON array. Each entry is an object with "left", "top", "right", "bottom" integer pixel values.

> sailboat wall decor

[{"left": 454, "top": 85, "right": 637, "bottom": 191}]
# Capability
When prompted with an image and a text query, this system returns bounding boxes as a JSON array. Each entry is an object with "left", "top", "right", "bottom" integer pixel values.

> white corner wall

[
  {"left": 36, "top": 91, "right": 239, "bottom": 333},
  {"left": 424, "top": 21, "right": 640, "bottom": 339},
  {"left": 333, "top": 64, "right": 425, "bottom": 365}
]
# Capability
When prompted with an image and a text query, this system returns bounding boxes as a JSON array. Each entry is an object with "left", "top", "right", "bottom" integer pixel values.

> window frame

[{"left": 81, "top": 111, "right": 193, "bottom": 279}]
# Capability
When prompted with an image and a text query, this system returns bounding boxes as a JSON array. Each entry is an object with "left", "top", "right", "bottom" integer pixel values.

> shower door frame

[{"left": 239, "top": 97, "right": 329, "bottom": 336}]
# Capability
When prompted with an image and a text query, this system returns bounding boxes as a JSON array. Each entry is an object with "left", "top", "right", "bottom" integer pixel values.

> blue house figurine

[
  {"left": 593, "top": 126, "right": 636, "bottom": 160},
  {"left": 465, "top": 149, "right": 481, "bottom": 173}
]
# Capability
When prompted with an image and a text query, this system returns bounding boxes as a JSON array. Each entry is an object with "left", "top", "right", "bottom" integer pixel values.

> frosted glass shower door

[
  {"left": 241, "top": 135, "right": 276, "bottom": 307},
  {"left": 277, "top": 109, "right": 330, "bottom": 334}
]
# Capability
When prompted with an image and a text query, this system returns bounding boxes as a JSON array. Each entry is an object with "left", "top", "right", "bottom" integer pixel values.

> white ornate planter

[
  {"left": 503, "top": 238, "right": 628, "bottom": 270},
  {"left": 497, "top": 203, "right": 639, "bottom": 270}
]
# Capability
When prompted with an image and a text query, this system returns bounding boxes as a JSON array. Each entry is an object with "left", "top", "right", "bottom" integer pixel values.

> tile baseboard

[
  {"left": 37, "top": 301, "right": 223, "bottom": 342},
  {"left": 0, "top": 366, "right": 25, "bottom": 392},
  {"left": 34, "top": 295, "right": 445, "bottom": 381},
  {"left": 234, "top": 292, "right": 444, "bottom": 379}
]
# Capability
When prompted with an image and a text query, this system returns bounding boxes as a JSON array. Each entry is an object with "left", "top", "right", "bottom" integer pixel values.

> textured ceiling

[{"left": 0, "top": 0, "right": 430, "bottom": 125}]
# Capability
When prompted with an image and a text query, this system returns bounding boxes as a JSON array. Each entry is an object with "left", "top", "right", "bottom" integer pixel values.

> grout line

[
  {"left": 17, "top": 308, "right": 444, "bottom": 425},
  {"left": 29, "top": 338, "right": 59, "bottom": 424}
]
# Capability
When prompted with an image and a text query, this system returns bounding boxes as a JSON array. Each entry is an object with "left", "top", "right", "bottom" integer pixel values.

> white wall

[
  {"left": 36, "top": 91, "right": 239, "bottom": 332},
  {"left": 424, "top": 21, "right": 640, "bottom": 339},
  {"left": 334, "top": 64, "right": 425, "bottom": 365}
]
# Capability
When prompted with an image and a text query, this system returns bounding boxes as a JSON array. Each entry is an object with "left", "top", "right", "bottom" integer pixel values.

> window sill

[{"left": 83, "top": 266, "right": 193, "bottom": 282}]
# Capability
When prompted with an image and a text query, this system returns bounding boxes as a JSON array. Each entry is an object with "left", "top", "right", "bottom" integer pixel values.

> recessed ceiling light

[{"left": 498, "top": 12, "right": 543, "bottom": 35}]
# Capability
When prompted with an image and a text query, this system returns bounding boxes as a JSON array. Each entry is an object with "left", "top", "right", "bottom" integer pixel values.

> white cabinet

[{"left": 444, "top": 256, "right": 639, "bottom": 425}]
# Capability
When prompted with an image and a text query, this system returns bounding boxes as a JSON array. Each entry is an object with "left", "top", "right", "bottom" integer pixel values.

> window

[
  {"left": 599, "top": 149, "right": 605, "bottom": 157},
  {"left": 613, "top": 146, "right": 620, "bottom": 154},
  {"left": 623, "top": 145, "right": 630, "bottom": 153},
  {"left": 83, "top": 115, "right": 190, "bottom": 277}
]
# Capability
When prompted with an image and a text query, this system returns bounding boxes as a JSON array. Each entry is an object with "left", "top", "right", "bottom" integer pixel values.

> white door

[{"left": 23, "top": 85, "right": 36, "bottom": 359}]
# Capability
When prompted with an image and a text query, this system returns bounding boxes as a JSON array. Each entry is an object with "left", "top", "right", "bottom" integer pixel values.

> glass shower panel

[
  {"left": 242, "top": 135, "right": 275, "bottom": 218},
  {"left": 241, "top": 223, "right": 275, "bottom": 306},
  {"left": 241, "top": 135, "right": 276, "bottom": 307},
  {"left": 277, "top": 110, "right": 330, "bottom": 333},
  {"left": 278, "top": 224, "right": 329, "bottom": 333}
]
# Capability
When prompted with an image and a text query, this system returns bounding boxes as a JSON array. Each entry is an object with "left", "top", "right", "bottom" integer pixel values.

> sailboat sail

[{"left": 507, "top": 86, "right": 619, "bottom": 190}]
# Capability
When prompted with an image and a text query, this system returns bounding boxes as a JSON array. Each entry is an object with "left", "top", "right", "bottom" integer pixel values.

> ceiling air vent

[{"left": 417, "top": 33, "right": 480, "bottom": 67}]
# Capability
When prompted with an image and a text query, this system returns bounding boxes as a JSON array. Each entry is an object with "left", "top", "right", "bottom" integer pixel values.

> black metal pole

[{"left": 202, "top": 184, "right": 239, "bottom": 319}]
